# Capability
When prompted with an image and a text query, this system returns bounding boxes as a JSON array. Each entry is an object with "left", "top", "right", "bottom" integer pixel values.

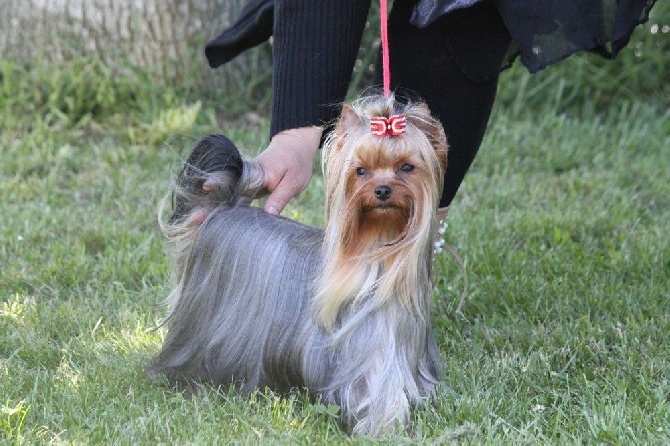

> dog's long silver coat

[{"left": 151, "top": 96, "right": 447, "bottom": 436}]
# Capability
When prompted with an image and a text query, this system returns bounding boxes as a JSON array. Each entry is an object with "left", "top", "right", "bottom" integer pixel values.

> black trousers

[{"left": 380, "top": 1, "right": 511, "bottom": 208}]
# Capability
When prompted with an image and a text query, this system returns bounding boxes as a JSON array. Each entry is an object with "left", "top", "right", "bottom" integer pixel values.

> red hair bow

[{"left": 370, "top": 114, "right": 406, "bottom": 137}]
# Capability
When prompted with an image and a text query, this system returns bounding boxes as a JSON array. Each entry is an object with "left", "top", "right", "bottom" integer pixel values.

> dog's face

[
  {"left": 344, "top": 139, "right": 429, "bottom": 242},
  {"left": 324, "top": 99, "right": 448, "bottom": 256}
]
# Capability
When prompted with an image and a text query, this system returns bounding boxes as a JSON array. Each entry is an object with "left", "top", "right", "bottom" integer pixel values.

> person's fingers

[
  {"left": 256, "top": 158, "right": 283, "bottom": 190},
  {"left": 263, "top": 173, "right": 308, "bottom": 215},
  {"left": 202, "top": 178, "right": 215, "bottom": 192},
  {"left": 264, "top": 189, "right": 290, "bottom": 215},
  {"left": 258, "top": 160, "right": 287, "bottom": 214},
  {"left": 191, "top": 208, "right": 210, "bottom": 224}
]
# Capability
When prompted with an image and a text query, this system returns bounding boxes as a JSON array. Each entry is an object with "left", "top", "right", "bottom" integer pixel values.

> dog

[{"left": 150, "top": 94, "right": 448, "bottom": 436}]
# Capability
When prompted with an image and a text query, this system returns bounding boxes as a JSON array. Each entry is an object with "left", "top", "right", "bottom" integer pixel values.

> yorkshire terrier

[{"left": 150, "top": 94, "right": 448, "bottom": 436}]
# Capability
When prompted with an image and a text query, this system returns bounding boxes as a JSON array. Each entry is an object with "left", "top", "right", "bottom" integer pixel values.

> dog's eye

[
  {"left": 356, "top": 167, "right": 368, "bottom": 176},
  {"left": 398, "top": 163, "right": 414, "bottom": 173}
]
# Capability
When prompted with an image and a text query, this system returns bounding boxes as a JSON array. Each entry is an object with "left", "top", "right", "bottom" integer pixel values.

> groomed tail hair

[
  {"left": 166, "top": 134, "right": 262, "bottom": 226},
  {"left": 157, "top": 134, "right": 263, "bottom": 313}
]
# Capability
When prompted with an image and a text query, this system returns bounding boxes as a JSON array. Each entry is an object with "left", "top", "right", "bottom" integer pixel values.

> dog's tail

[
  {"left": 163, "top": 134, "right": 262, "bottom": 226},
  {"left": 157, "top": 134, "right": 262, "bottom": 314}
]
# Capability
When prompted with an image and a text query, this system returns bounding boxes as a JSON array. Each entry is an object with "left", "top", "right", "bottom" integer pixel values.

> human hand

[{"left": 254, "top": 126, "right": 322, "bottom": 215}]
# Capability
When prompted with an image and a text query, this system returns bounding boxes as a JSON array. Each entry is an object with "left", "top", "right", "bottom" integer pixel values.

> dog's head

[
  {"left": 323, "top": 94, "right": 447, "bottom": 256},
  {"left": 315, "top": 94, "right": 448, "bottom": 330}
]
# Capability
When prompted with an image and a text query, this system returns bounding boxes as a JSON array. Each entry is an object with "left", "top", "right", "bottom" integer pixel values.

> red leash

[
  {"left": 371, "top": 0, "right": 406, "bottom": 137},
  {"left": 379, "top": 0, "right": 391, "bottom": 97}
]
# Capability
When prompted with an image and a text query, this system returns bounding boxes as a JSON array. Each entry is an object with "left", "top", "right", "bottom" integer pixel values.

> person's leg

[{"left": 382, "top": 1, "right": 510, "bottom": 208}]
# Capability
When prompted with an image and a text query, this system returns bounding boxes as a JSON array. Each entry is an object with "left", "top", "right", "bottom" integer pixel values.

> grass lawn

[{"left": 1, "top": 43, "right": 669, "bottom": 443}]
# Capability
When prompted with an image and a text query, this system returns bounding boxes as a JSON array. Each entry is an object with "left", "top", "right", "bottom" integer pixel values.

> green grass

[{"left": 1, "top": 11, "right": 669, "bottom": 442}]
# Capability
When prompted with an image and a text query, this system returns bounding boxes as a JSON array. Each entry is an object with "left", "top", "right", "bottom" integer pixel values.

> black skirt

[{"left": 412, "top": 0, "right": 658, "bottom": 74}]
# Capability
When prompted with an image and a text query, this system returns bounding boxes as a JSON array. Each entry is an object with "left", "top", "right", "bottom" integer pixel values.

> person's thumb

[{"left": 263, "top": 185, "right": 293, "bottom": 215}]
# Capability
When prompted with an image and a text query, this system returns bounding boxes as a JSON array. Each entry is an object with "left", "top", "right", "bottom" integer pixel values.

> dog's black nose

[{"left": 375, "top": 185, "right": 392, "bottom": 201}]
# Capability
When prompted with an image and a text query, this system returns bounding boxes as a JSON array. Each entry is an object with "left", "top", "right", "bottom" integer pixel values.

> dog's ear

[
  {"left": 407, "top": 103, "right": 448, "bottom": 172},
  {"left": 335, "top": 104, "right": 363, "bottom": 138}
]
